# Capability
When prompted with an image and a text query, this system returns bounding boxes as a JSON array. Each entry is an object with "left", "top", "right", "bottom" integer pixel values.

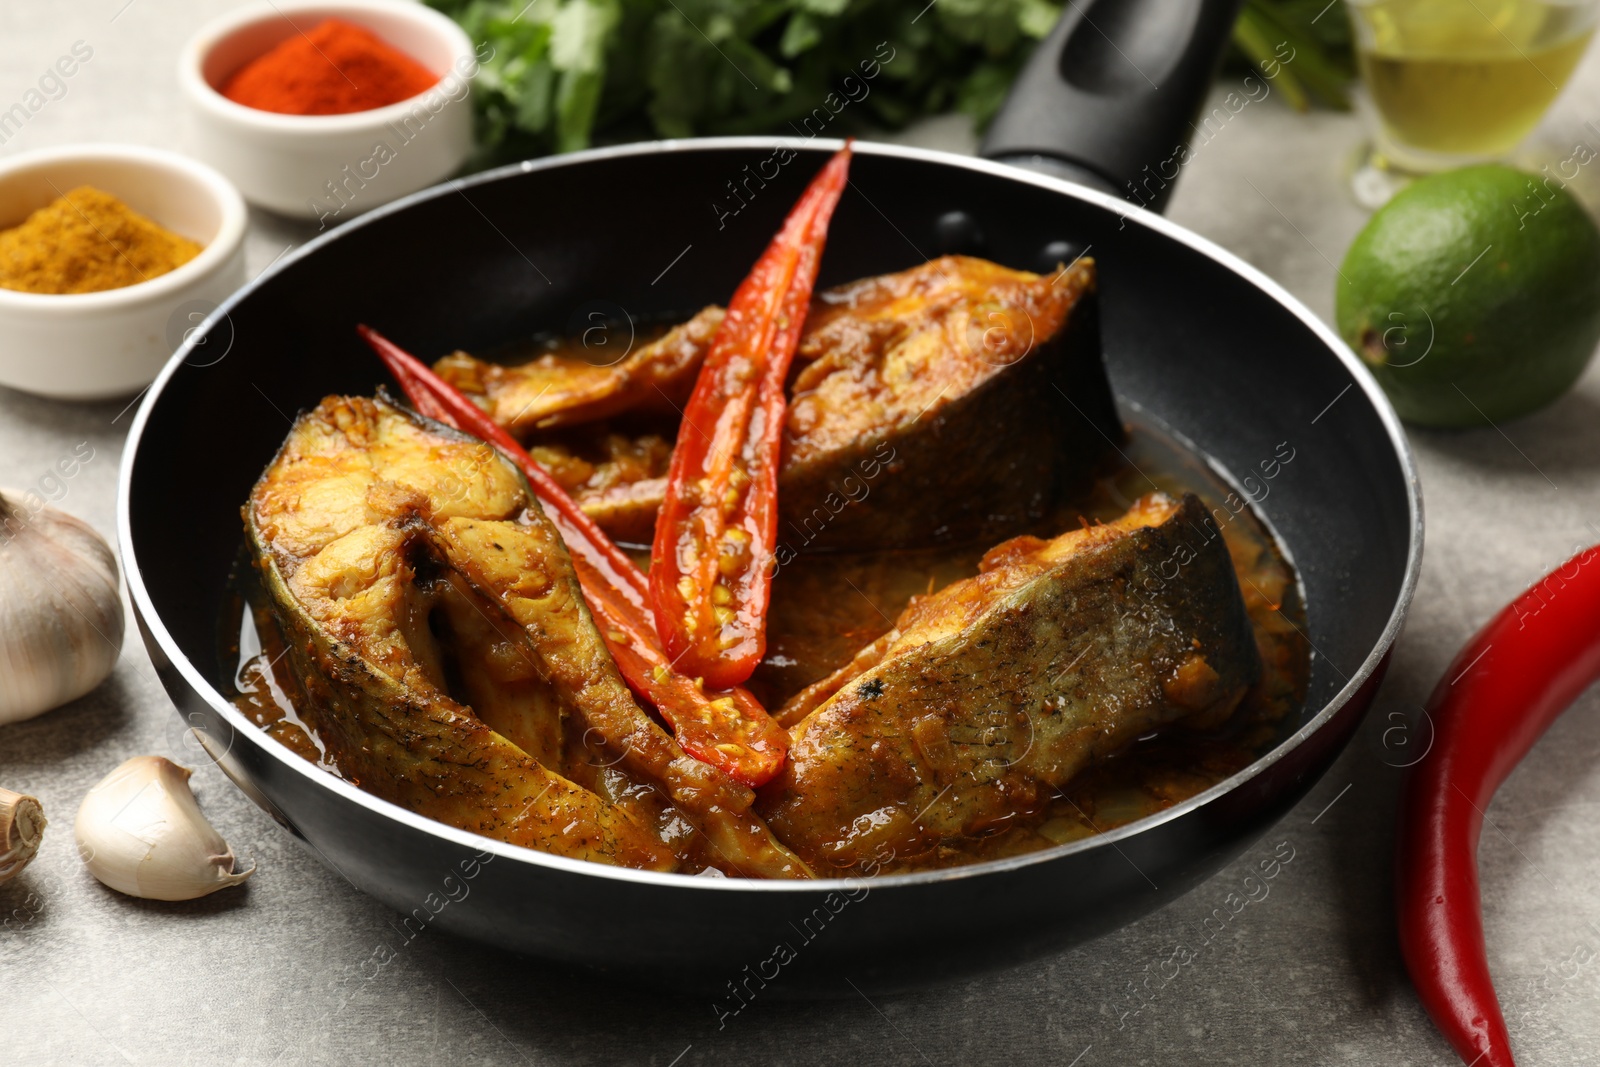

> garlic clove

[
  {"left": 75, "top": 756, "right": 253, "bottom": 901},
  {"left": 0, "top": 489, "right": 124, "bottom": 725},
  {"left": 0, "top": 787, "right": 46, "bottom": 884}
]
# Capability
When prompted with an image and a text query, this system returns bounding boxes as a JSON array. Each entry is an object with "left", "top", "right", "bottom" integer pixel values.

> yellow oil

[{"left": 1351, "top": 0, "right": 1596, "bottom": 161}]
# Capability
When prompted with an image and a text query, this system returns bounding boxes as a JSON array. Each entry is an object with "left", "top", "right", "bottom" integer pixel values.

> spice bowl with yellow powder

[{"left": 0, "top": 143, "right": 246, "bottom": 400}]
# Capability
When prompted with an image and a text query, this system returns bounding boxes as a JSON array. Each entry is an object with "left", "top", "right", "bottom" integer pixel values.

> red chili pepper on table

[
  {"left": 357, "top": 325, "right": 788, "bottom": 787},
  {"left": 650, "top": 144, "right": 852, "bottom": 691},
  {"left": 1397, "top": 543, "right": 1600, "bottom": 1067}
]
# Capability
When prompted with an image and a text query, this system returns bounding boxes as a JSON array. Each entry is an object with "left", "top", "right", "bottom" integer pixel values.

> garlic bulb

[
  {"left": 0, "top": 490, "right": 124, "bottom": 724},
  {"left": 75, "top": 756, "right": 253, "bottom": 901},
  {"left": 0, "top": 787, "right": 46, "bottom": 884}
]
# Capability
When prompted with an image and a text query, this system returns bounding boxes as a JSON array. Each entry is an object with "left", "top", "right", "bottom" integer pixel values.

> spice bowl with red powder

[{"left": 181, "top": 0, "right": 477, "bottom": 221}]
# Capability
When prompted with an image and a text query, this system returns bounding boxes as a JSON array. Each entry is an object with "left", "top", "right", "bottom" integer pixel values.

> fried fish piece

[
  {"left": 434, "top": 306, "right": 725, "bottom": 436},
  {"left": 526, "top": 429, "right": 672, "bottom": 545},
  {"left": 777, "top": 255, "right": 1118, "bottom": 549},
  {"left": 440, "top": 256, "right": 1120, "bottom": 549},
  {"left": 246, "top": 394, "right": 807, "bottom": 877},
  {"left": 757, "top": 493, "right": 1261, "bottom": 870}
]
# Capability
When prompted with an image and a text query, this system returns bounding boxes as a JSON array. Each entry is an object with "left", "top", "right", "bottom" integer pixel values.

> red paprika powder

[{"left": 221, "top": 19, "right": 438, "bottom": 116}]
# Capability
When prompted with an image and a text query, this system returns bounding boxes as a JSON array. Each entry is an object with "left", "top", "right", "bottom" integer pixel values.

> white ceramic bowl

[
  {"left": 180, "top": 0, "right": 477, "bottom": 221},
  {"left": 0, "top": 144, "right": 248, "bottom": 401}
]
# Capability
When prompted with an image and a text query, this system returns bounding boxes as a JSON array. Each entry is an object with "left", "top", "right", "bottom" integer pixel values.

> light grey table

[{"left": 6, "top": 4, "right": 1600, "bottom": 1065}]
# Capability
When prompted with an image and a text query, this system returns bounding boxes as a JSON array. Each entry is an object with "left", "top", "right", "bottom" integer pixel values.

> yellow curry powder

[{"left": 0, "top": 186, "right": 203, "bottom": 295}]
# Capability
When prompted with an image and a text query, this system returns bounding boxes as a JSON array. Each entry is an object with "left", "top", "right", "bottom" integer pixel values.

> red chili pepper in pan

[
  {"left": 1397, "top": 542, "right": 1600, "bottom": 1067},
  {"left": 650, "top": 144, "right": 852, "bottom": 691},
  {"left": 357, "top": 325, "right": 788, "bottom": 787}
]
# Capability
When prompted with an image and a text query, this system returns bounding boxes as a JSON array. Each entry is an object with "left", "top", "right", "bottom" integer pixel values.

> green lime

[{"left": 1335, "top": 163, "right": 1600, "bottom": 427}]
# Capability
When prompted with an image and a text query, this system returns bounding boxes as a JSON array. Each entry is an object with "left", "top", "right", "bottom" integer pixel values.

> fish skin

[
  {"left": 756, "top": 493, "right": 1262, "bottom": 870},
  {"left": 246, "top": 394, "right": 808, "bottom": 877}
]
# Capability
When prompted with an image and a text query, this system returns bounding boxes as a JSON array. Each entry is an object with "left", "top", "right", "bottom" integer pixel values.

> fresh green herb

[
  {"left": 429, "top": 0, "right": 1062, "bottom": 164},
  {"left": 1229, "top": 0, "right": 1356, "bottom": 111},
  {"left": 430, "top": 0, "right": 1357, "bottom": 166}
]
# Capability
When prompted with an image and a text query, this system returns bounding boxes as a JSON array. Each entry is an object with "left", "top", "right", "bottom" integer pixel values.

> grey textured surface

[{"left": 4, "top": 3, "right": 1600, "bottom": 1065}]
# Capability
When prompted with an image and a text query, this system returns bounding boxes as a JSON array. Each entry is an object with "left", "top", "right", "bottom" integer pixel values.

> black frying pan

[{"left": 117, "top": 2, "right": 1421, "bottom": 995}]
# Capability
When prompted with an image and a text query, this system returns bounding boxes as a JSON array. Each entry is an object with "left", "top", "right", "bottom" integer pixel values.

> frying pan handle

[{"left": 979, "top": 0, "right": 1246, "bottom": 213}]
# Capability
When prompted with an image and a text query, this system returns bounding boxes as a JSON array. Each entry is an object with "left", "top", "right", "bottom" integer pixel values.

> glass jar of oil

[{"left": 1348, "top": 0, "right": 1597, "bottom": 172}]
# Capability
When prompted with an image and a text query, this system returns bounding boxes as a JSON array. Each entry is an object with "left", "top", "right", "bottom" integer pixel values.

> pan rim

[{"left": 117, "top": 135, "right": 1424, "bottom": 894}]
